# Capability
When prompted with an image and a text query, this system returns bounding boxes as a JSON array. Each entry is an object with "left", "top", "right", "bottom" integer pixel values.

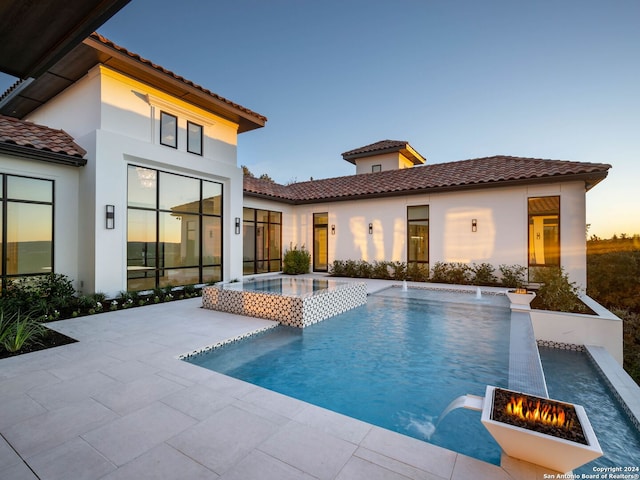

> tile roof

[
  {"left": 0, "top": 33, "right": 266, "bottom": 133},
  {"left": 341, "top": 139, "right": 426, "bottom": 165},
  {"left": 342, "top": 140, "right": 410, "bottom": 158},
  {"left": 89, "top": 33, "right": 267, "bottom": 125},
  {"left": 0, "top": 114, "right": 86, "bottom": 159},
  {"left": 244, "top": 155, "right": 611, "bottom": 204}
]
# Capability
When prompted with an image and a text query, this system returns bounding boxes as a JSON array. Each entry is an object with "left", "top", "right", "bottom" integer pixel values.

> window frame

[
  {"left": 1, "top": 173, "right": 55, "bottom": 290},
  {"left": 126, "top": 165, "right": 223, "bottom": 290},
  {"left": 160, "top": 111, "right": 178, "bottom": 149},
  {"left": 407, "top": 205, "right": 429, "bottom": 269},
  {"left": 527, "top": 195, "right": 561, "bottom": 281},
  {"left": 371, "top": 164, "right": 382, "bottom": 173},
  {"left": 187, "top": 121, "right": 203, "bottom": 155},
  {"left": 242, "top": 207, "right": 282, "bottom": 274}
]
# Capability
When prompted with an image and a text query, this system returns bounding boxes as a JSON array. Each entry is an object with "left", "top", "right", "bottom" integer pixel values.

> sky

[{"left": 1, "top": 0, "right": 638, "bottom": 238}]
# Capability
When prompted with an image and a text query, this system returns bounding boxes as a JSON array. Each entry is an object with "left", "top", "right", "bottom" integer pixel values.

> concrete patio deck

[{"left": 1, "top": 279, "right": 554, "bottom": 479}]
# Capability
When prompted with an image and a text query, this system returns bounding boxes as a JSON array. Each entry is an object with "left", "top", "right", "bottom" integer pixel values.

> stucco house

[
  {"left": 0, "top": 34, "right": 610, "bottom": 296},
  {"left": 244, "top": 140, "right": 610, "bottom": 288}
]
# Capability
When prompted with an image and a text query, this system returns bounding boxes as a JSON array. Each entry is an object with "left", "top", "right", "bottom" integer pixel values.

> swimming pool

[
  {"left": 540, "top": 347, "right": 640, "bottom": 475},
  {"left": 187, "top": 289, "right": 512, "bottom": 464},
  {"left": 187, "top": 286, "right": 640, "bottom": 469}
]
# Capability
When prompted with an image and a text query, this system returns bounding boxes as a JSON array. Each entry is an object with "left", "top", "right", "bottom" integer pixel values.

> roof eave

[
  {"left": 0, "top": 142, "right": 87, "bottom": 167},
  {"left": 83, "top": 36, "right": 266, "bottom": 133},
  {"left": 243, "top": 191, "right": 297, "bottom": 204}
]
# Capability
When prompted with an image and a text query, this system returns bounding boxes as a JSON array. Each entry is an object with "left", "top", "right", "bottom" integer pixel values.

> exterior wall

[
  {"left": 256, "top": 179, "right": 588, "bottom": 286},
  {"left": 27, "top": 65, "right": 245, "bottom": 296},
  {"left": 0, "top": 153, "right": 81, "bottom": 287},
  {"left": 354, "top": 152, "right": 414, "bottom": 174}
]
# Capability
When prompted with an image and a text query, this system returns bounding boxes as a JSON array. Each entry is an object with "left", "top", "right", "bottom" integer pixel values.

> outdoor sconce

[
  {"left": 235, "top": 217, "right": 241, "bottom": 235},
  {"left": 368, "top": 223, "right": 373, "bottom": 235},
  {"left": 331, "top": 224, "right": 335, "bottom": 235},
  {"left": 471, "top": 219, "right": 477, "bottom": 232},
  {"left": 105, "top": 205, "right": 115, "bottom": 229}
]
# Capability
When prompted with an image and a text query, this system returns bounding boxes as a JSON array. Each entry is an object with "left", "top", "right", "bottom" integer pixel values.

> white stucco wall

[
  {"left": 354, "top": 152, "right": 414, "bottom": 174},
  {"left": 251, "top": 180, "right": 588, "bottom": 286},
  {"left": 26, "top": 65, "right": 246, "bottom": 296},
  {"left": 0, "top": 154, "right": 81, "bottom": 287}
]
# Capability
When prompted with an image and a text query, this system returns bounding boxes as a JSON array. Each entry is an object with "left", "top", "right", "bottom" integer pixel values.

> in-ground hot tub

[{"left": 202, "top": 277, "right": 367, "bottom": 328}]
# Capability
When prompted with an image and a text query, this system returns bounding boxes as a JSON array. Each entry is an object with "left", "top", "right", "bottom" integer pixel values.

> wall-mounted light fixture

[
  {"left": 331, "top": 224, "right": 335, "bottom": 235},
  {"left": 235, "top": 217, "right": 241, "bottom": 235},
  {"left": 106, "top": 205, "right": 115, "bottom": 229},
  {"left": 471, "top": 219, "right": 477, "bottom": 232},
  {"left": 368, "top": 223, "right": 373, "bottom": 235}
]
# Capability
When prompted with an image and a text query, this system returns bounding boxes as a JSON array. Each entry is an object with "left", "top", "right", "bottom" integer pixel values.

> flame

[{"left": 505, "top": 395, "right": 573, "bottom": 429}]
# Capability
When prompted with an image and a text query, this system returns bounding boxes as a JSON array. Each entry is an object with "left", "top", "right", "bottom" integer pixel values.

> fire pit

[{"left": 481, "top": 386, "right": 602, "bottom": 473}]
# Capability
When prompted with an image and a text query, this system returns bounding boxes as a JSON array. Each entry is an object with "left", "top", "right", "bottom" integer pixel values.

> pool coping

[
  {"left": 1, "top": 276, "right": 633, "bottom": 480},
  {"left": 585, "top": 345, "right": 640, "bottom": 432}
]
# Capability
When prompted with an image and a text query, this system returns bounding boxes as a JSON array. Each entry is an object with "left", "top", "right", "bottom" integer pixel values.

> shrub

[
  {"left": 370, "top": 261, "right": 392, "bottom": 279},
  {"left": 406, "top": 263, "right": 429, "bottom": 282},
  {"left": 0, "top": 274, "right": 76, "bottom": 319},
  {"left": 587, "top": 251, "right": 640, "bottom": 313},
  {"left": 532, "top": 267, "right": 589, "bottom": 313},
  {"left": 612, "top": 308, "right": 640, "bottom": 385},
  {"left": 282, "top": 245, "right": 311, "bottom": 274},
  {"left": 499, "top": 264, "right": 528, "bottom": 288},
  {"left": 471, "top": 263, "right": 498, "bottom": 286},
  {"left": 429, "top": 262, "right": 471, "bottom": 284},
  {"left": 343, "top": 260, "right": 358, "bottom": 277},
  {"left": 355, "top": 260, "right": 372, "bottom": 278},
  {"left": 329, "top": 260, "right": 346, "bottom": 277},
  {"left": 390, "top": 261, "right": 407, "bottom": 280}
]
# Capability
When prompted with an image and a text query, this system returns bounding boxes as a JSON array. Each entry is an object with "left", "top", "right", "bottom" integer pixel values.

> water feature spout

[
  {"left": 420, "top": 394, "right": 484, "bottom": 440},
  {"left": 402, "top": 280, "right": 408, "bottom": 291},
  {"left": 475, "top": 287, "right": 482, "bottom": 299}
]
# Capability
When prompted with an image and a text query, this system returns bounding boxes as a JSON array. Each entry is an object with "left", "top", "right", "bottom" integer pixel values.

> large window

[
  {"left": 243, "top": 208, "right": 282, "bottom": 274},
  {"left": 407, "top": 205, "right": 429, "bottom": 268},
  {"left": 1, "top": 174, "right": 54, "bottom": 290},
  {"left": 528, "top": 196, "right": 560, "bottom": 280},
  {"left": 127, "top": 165, "right": 222, "bottom": 290}
]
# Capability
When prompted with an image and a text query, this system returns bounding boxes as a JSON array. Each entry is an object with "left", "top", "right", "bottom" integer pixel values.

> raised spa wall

[{"left": 202, "top": 282, "right": 368, "bottom": 328}]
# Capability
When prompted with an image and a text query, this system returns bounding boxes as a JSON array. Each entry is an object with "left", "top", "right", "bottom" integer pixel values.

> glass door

[{"left": 313, "top": 213, "right": 328, "bottom": 272}]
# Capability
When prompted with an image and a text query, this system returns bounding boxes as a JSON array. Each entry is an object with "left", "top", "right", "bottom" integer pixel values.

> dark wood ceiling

[{"left": 0, "top": 0, "right": 130, "bottom": 79}]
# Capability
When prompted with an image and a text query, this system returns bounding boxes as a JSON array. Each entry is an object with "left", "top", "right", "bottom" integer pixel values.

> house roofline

[
  {"left": 0, "top": 142, "right": 87, "bottom": 167},
  {"left": 243, "top": 170, "right": 609, "bottom": 205},
  {"left": 0, "top": 33, "right": 267, "bottom": 133}
]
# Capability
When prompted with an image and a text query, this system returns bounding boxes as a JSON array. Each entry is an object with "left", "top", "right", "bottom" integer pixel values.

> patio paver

[{"left": 0, "top": 280, "right": 557, "bottom": 479}]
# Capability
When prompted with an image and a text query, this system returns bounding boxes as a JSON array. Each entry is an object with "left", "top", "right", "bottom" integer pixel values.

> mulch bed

[
  {"left": 0, "top": 328, "right": 77, "bottom": 359},
  {"left": 492, "top": 388, "right": 588, "bottom": 445}
]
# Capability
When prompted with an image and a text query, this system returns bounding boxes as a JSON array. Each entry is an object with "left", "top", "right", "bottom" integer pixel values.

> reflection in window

[
  {"left": 528, "top": 196, "right": 560, "bottom": 279},
  {"left": 127, "top": 165, "right": 222, "bottom": 290},
  {"left": 407, "top": 205, "right": 429, "bottom": 269},
  {"left": 1, "top": 175, "right": 54, "bottom": 287},
  {"left": 160, "top": 111, "right": 177, "bottom": 148},
  {"left": 187, "top": 121, "right": 203, "bottom": 155},
  {"left": 243, "top": 207, "right": 282, "bottom": 274}
]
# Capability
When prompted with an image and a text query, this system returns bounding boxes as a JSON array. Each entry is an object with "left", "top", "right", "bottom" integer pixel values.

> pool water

[
  {"left": 186, "top": 290, "right": 511, "bottom": 464},
  {"left": 221, "top": 277, "right": 344, "bottom": 296},
  {"left": 539, "top": 347, "right": 640, "bottom": 475}
]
